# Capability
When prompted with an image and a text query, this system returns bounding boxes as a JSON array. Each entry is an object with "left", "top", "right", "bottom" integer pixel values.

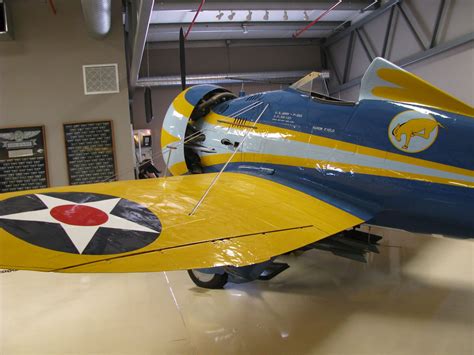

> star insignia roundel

[{"left": 0, "top": 192, "right": 162, "bottom": 255}]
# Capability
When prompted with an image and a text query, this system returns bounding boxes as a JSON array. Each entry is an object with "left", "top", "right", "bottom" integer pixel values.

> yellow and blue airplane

[{"left": 0, "top": 58, "right": 473, "bottom": 288}]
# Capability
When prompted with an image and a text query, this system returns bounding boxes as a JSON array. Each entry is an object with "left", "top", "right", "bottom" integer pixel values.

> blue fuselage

[{"left": 192, "top": 88, "right": 474, "bottom": 238}]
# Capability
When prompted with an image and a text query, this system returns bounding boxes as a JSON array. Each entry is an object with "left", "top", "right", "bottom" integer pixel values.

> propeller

[
  {"left": 144, "top": 87, "right": 154, "bottom": 123},
  {"left": 179, "top": 27, "right": 186, "bottom": 91}
]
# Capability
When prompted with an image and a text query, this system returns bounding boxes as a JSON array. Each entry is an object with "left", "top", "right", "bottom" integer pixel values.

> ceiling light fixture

[
  {"left": 263, "top": 10, "right": 269, "bottom": 21},
  {"left": 283, "top": 10, "right": 288, "bottom": 21},
  {"left": 216, "top": 10, "right": 224, "bottom": 20},
  {"left": 246, "top": 10, "right": 252, "bottom": 21},
  {"left": 303, "top": 11, "right": 309, "bottom": 21},
  {"left": 228, "top": 10, "right": 236, "bottom": 20}
]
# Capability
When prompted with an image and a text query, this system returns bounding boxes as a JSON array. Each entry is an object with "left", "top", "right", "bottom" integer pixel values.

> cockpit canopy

[
  {"left": 290, "top": 72, "right": 324, "bottom": 93},
  {"left": 290, "top": 71, "right": 353, "bottom": 104}
]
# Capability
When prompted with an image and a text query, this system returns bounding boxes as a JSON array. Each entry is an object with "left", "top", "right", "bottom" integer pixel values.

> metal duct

[
  {"left": 137, "top": 71, "right": 329, "bottom": 87},
  {"left": 81, "top": 0, "right": 112, "bottom": 38}
]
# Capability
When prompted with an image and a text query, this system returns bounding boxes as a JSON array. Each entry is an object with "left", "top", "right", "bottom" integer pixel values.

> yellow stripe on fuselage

[
  {"left": 173, "top": 90, "right": 473, "bottom": 186},
  {"left": 204, "top": 111, "right": 474, "bottom": 178},
  {"left": 201, "top": 153, "right": 474, "bottom": 189},
  {"left": 202, "top": 111, "right": 474, "bottom": 188}
]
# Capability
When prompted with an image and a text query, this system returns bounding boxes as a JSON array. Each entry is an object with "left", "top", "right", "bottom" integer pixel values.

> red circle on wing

[{"left": 50, "top": 204, "right": 109, "bottom": 226}]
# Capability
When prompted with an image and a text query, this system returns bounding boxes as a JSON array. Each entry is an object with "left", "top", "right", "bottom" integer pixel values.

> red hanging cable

[
  {"left": 293, "top": 0, "right": 342, "bottom": 38},
  {"left": 48, "top": 0, "right": 57, "bottom": 15},
  {"left": 185, "top": 0, "right": 206, "bottom": 40}
]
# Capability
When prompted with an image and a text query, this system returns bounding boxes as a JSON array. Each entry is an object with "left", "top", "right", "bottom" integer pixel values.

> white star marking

[{"left": 0, "top": 194, "right": 159, "bottom": 254}]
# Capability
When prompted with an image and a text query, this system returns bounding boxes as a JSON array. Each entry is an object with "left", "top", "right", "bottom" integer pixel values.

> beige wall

[{"left": 0, "top": 0, "right": 135, "bottom": 187}]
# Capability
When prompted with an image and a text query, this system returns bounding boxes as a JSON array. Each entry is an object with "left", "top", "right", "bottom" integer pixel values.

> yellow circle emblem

[{"left": 388, "top": 110, "right": 443, "bottom": 153}]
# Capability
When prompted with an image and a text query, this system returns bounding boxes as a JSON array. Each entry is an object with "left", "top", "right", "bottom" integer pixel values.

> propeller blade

[
  {"left": 179, "top": 27, "right": 186, "bottom": 91},
  {"left": 144, "top": 87, "right": 154, "bottom": 123}
]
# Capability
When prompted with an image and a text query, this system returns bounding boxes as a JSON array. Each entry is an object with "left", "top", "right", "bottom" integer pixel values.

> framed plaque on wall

[
  {"left": 0, "top": 125, "right": 49, "bottom": 193},
  {"left": 63, "top": 120, "right": 116, "bottom": 185}
]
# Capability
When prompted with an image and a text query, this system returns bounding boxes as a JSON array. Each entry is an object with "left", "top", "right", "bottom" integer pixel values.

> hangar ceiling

[
  {"left": 126, "top": 0, "right": 380, "bottom": 90},
  {"left": 147, "top": 1, "right": 379, "bottom": 42}
]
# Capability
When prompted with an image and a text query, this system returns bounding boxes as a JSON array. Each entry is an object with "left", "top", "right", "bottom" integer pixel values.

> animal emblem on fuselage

[
  {"left": 392, "top": 118, "right": 444, "bottom": 149},
  {"left": 388, "top": 111, "right": 444, "bottom": 153}
]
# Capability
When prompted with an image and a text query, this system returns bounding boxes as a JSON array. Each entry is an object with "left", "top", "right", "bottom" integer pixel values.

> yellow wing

[{"left": 0, "top": 173, "right": 364, "bottom": 273}]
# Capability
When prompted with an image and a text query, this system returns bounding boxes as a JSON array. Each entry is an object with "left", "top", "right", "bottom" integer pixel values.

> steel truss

[{"left": 322, "top": 0, "right": 474, "bottom": 95}]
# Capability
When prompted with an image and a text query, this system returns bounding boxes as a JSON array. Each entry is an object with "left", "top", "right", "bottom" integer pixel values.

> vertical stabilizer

[{"left": 359, "top": 57, "right": 474, "bottom": 117}]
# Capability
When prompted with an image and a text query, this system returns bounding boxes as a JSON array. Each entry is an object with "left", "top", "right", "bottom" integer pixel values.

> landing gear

[
  {"left": 187, "top": 269, "right": 229, "bottom": 289},
  {"left": 187, "top": 260, "right": 289, "bottom": 289},
  {"left": 187, "top": 229, "right": 383, "bottom": 289}
]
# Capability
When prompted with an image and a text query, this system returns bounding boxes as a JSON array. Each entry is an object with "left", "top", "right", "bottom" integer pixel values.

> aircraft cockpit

[{"left": 290, "top": 72, "right": 354, "bottom": 105}]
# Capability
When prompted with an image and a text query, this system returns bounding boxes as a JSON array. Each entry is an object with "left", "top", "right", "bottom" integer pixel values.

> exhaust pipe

[{"left": 81, "top": 0, "right": 112, "bottom": 38}]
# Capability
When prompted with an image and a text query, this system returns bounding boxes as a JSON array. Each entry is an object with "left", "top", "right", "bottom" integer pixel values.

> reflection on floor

[{"left": 0, "top": 227, "right": 473, "bottom": 355}]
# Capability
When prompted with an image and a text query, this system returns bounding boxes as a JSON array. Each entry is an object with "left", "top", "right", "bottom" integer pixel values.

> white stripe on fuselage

[{"left": 198, "top": 121, "right": 474, "bottom": 184}]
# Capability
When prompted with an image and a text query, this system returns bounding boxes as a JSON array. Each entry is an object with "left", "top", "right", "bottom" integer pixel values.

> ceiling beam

[
  {"left": 324, "top": 0, "right": 399, "bottom": 47},
  {"left": 147, "top": 21, "right": 343, "bottom": 42},
  {"left": 328, "top": 32, "right": 474, "bottom": 95},
  {"left": 129, "top": 0, "right": 154, "bottom": 95},
  {"left": 146, "top": 38, "right": 321, "bottom": 49},
  {"left": 137, "top": 70, "right": 318, "bottom": 87},
  {"left": 154, "top": 1, "right": 377, "bottom": 11},
  {"left": 149, "top": 21, "right": 342, "bottom": 28}
]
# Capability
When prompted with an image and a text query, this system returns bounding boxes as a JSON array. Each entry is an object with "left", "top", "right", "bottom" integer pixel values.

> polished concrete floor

[{"left": 0, "top": 227, "right": 473, "bottom": 355}]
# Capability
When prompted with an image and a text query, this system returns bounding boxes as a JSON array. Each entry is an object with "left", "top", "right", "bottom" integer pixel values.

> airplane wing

[{"left": 0, "top": 173, "right": 365, "bottom": 273}]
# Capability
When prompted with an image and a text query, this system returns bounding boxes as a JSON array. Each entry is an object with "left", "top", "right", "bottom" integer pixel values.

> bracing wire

[{"left": 188, "top": 103, "right": 269, "bottom": 216}]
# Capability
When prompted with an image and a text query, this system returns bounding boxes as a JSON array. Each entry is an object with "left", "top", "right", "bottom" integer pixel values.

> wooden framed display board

[
  {"left": 63, "top": 120, "right": 116, "bottom": 185},
  {"left": 0, "top": 125, "right": 49, "bottom": 193}
]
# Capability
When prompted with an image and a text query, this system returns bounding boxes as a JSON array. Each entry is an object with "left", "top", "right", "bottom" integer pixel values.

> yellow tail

[{"left": 359, "top": 57, "right": 474, "bottom": 117}]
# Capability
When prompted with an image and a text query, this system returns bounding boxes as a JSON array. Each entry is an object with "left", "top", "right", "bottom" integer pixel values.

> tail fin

[{"left": 359, "top": 57, "right": 474, "bottom": 117}]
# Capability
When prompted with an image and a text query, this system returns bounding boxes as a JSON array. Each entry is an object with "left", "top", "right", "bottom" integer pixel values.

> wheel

[{"left": 187, "top": 269, "right": 228, "bottom": 289}]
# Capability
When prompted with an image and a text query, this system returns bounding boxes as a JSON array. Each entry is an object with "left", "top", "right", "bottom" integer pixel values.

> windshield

[
  {"left": 290, "top": 71, "right": 349, "bottom": 103},
  {"left": 290, "top": 72, "right": 324, "bottom": 94}
]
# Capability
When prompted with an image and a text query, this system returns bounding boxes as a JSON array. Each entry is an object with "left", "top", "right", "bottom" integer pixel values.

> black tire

[{"left": 187, "top": 269, "right": 228, "bottom": 289}]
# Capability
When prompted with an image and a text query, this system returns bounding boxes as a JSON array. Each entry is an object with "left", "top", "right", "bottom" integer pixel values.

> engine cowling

[{"left": 161, "top": 85, "right": 236, "bottom": 175}]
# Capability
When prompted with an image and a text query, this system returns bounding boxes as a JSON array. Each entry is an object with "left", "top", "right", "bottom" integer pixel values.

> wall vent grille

[{"left": 82, "top": 64, "right": 119, "bottom": 95}]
